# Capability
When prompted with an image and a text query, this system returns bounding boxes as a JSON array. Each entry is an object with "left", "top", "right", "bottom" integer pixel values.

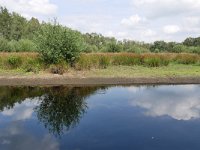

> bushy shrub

[
  {"left": 0, "top": 38, "right": 9, "bottom": 51},
  {"left": 7, "top": 39, "right": 37, "bottom": 52},
  {"left": 188, "top": 46, "right": 200, "bottom": 54},
  {"left": 7, "top": 40, "right": 19, "bottom": 52},
  {"left": 35, "top": 22, "right": 84, "bottom": 64},
  {"left": 82, "top": 44, "right": 98, "bottom": 53},
  {"left": 6, "top": 55, "right": 22, "bottom": 68},
  {"left": 17, "top": 39, "right": 37, "bottom": 52},
  {"left": 106, "top": 42, "right": 122, "bottom": 52}
]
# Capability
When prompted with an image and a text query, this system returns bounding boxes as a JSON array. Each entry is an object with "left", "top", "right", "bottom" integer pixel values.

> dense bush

[
  {"left": 16, "top": 39, "right": 37, "bottom": 52},
  {"left": 0, "top": 38, "right": 37, "bottom": 52},
  {"left": 0, "top": 38, "right": 9, "bottom": 51},
  {"left": 35, "top": 22, "right": 84, "bottom": 64}
]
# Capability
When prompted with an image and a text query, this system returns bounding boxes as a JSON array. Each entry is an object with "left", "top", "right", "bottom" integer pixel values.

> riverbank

[
  {"left": 0, "top": 77, "right": 200, "bottom": 86},
  {"left": 0, "top": 65, "right": 200, "bottom": 86}
]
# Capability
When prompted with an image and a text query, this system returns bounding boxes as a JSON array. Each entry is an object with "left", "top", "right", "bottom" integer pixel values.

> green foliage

[
  {"left": 183, "top": 37, "right": 200, "bottom": 47},
  {"left": 7, "top": 40, "right": 19, "bottom": 52},
  {"left": 0, "top": 7, "right": 12, "bottom": 40},
  {"left": 35, "top": 22, "right": 84, "bottom": 64},
  {"left": 10, "top": 12, "right": 27, "bottom": 41},
  {"left": 17, "top": 39, "right": 37, "bottom": 52},
  {"left": 82, "top": 43, "right": 98, "bottom": 53},
  {"left": 6, "top": 39, "right": 37, "bottom": 52},
  {"left": 0, "top": 37, "right": 9, "bottom": 51},
  {"left": 171, "top": 44, "right": 185, "bottom": 53},
  {"left": 106, "top": 41, "right": 122, "bottom": 52},
  {"left": 1, "top": 6, "right": 200, "bottom": 57},
  {"left": 24, "top": 17, "right": 40, "bottom": 40},
  {"left": 150, "top": 41, "right": 168, "bottom": 52},
  {"left": 6, "top": 55, "right": 22, "bottom": 68}
]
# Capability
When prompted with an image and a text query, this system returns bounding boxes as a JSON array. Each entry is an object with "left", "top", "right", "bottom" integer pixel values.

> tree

[
  {"left": 10, "top": 12, "right": 27, "bottom": 41},
  {"left": 0, "top": 7, "right": 12, "bottom": 40},
  {"left": 24, "top": 17, "right": 40, "bottom": 40},
  {"left": 183, "top": 37, "right": 200, "bottom": 47},
  {"left": 150, "top": 41, "right": 168, "bottom": 52},
  {"left": 35, "top": 22, "right": 84, "bottom": 64}
]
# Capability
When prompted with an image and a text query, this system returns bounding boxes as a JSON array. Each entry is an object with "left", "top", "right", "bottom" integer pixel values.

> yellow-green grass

[
  {"left": 0, "top": 64, "right": 199, "bottom": 78},
  {"left": 0, "top": 52, "right": 200, "bottom": 78},
  {"left": 83, "top": 64, "right": 200, "bottom": 78}
]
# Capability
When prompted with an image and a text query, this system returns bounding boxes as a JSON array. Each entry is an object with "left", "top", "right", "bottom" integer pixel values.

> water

[{"left": 0, "top": 85, "right": 200, "bottom": 150}]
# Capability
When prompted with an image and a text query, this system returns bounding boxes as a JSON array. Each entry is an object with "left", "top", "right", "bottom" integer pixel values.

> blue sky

[{"left": 1, "top": 0, "right": 200, "bottom": 42}]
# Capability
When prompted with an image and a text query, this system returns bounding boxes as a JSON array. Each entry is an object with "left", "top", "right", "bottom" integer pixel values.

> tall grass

[{"left": 0, "top": 53, "right": 199, "bottom": 73}]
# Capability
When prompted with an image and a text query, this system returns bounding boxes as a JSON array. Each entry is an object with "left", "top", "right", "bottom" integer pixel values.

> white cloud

[
  {"left": 0, "top": 0, "right": 58, "bottom": 17},
  {"left": 132, "top": 0, "right": 200, "bottom": 19},
  {"left": 121, "top": 14, "right": 146, "bottom": 28},
  {"left": 163, "top": 25, "right": 181, "bottom": 34},
  {"left": 142, "top": 29, "right": 156, "bottom": 37}
]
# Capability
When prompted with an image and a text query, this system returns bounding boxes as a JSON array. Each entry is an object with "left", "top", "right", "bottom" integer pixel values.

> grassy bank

[{"left": 0, "top": 52, "right": 200, "bottom": 78}]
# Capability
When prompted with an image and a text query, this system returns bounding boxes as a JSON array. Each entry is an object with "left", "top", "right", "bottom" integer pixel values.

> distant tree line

[{"left": 0, "top": 6, "right": 200, "bottom": 56}]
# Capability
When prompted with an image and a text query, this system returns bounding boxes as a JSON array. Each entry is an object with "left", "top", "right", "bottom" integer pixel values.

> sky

[{"left": 0, "top": 0, "right": 200, "bottom": 42}]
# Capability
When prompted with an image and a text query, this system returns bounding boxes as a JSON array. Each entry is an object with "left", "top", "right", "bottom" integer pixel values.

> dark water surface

[{"left": 0, "top": 85, "right": 200, "bottom": 150}]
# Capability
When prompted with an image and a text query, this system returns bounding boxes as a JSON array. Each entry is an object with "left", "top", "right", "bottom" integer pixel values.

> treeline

[{"left": 0, "top": 6, "right": 200, "bottom": 54}]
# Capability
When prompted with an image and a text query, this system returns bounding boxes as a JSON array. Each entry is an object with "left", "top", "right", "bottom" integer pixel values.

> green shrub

[
  {"left": 7, "top": 40, "right": 20, "bottom": 52},
  {"left": 35, "top": 22, "right": 84, "bottom": 64},
  {"left": 17, "top": 39, "right": 37, "bottom": 52},
  {"left": 189, "top": 46, "right": 200, "bottom": 54},
  {"left": 7, "top": 40, "right": 37, "bottom": 52},
  {"left": 82, "top": 44, "right": 98, "bottom": 53},
  {"left": 106, "top": 42, "right": 122, "bottom": 53},
  {"left": 6, "top": 56, "right": 22, "bottom": 68},
  {"left": 0, "top": 38, "right": 9, "bottom": 51}
]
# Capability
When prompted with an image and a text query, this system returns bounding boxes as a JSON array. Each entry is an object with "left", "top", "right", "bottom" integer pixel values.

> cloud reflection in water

[{"left": 129, "top": 85, "right": 200, "bottom": 120}]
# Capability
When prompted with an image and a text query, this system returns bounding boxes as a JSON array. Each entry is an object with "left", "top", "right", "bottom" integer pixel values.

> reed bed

[
  {"left": 76, "top": 53, "right": 200, "bottom": 69},
  {"left": 0, "top": 52, "right": 199, "bottom": 73}
]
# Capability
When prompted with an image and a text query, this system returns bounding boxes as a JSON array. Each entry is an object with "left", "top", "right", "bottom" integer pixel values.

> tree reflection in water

[
  {"left": 0, "top": 86, "right": 106, "bottom": 137},
  {"left": 36, "top": 86, "right": 106, "bottom": 137}
]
